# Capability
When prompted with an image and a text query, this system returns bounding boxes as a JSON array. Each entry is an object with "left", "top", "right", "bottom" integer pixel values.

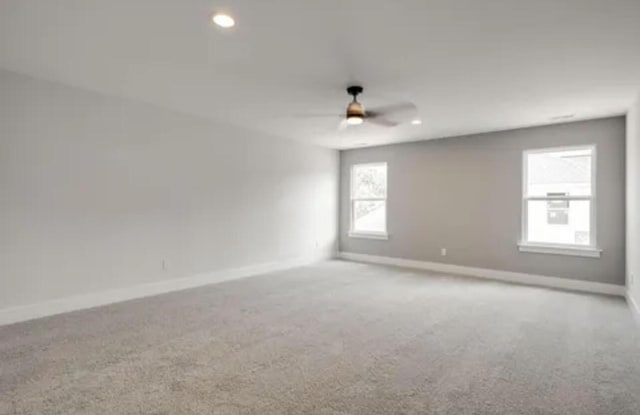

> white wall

[
  {"left": 627, "top": 94, "right": 640, "bottom": 313},
  {"left": 0, "top": 69, "right": 338, "bottom": 310}
]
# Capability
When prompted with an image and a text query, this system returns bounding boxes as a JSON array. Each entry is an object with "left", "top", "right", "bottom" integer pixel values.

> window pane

[
  {"left": 526, "top": 200, "right": 590, "bottom": 245},
  {"left": 353, "top": 164, "right": 386, "bottom": 199},
  {"left": 353, "top": 201, "right": 386, "bottom": 233},
  {"left": 526, "top": 148, "right": 592, "bottom": 197}
]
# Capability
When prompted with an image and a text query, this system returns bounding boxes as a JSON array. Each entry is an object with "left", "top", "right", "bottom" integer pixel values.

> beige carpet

[{"left": 1, "top": 260, "right": 639, "bottom": 414}]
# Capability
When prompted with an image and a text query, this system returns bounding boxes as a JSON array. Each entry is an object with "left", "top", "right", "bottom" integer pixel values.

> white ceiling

[{"left": 1, "top": 0, "right": 640, "bottom": 149}]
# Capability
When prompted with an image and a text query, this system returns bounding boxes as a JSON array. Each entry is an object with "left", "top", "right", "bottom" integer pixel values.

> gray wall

[
  {"left": 627, "top": 95, "right": 640, "bottom": 304},
  {"left": 0, "top": 69, "right": 338, "bottom": 309},
  {"left": 340, "top": 117, "right": 626, "bottom": 285}
]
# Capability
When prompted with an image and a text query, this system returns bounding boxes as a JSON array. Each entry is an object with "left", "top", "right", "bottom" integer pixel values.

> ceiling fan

[
  {"left": 343, "top": 86, "right": 417, "bottom": 128},
  {"left": 296, "top": 86, "right": 417, "bottom": 129}
]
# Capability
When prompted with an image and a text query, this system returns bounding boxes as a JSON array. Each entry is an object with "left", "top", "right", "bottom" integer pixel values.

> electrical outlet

[
  {"left": 441, "top": 248, "right": 447, "bottom": 257},
  {"left": 162, "top": 260, "right": 167, "bottom": 271}
]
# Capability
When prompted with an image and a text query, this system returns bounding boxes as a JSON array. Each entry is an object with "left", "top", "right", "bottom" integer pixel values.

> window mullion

[{"left": 524, "top": 196, "right": 593, "bottom": 202}]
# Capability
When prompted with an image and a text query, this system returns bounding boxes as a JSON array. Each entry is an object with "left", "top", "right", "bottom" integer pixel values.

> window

[
  {"left": 520, "top": 146, "right": 600, "bottom": 257},
  {"left": 350, "top": 163, "right": 388, "bottom": 239}
]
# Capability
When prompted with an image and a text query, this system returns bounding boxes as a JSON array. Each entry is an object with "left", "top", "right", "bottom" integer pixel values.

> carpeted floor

[{"left": 1, "top": 260, "right": 639, "bottom": 414}]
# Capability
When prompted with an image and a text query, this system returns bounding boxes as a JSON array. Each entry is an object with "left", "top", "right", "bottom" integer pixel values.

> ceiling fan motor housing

[{"left": 347, "top": 101, "right": 365, "bottom": 117}]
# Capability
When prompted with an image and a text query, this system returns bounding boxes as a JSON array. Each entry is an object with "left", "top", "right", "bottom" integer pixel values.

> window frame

[
  {"left": 519, "top": 145, "right": 601, "bottom": 258},
  {"left": 349, "top": 162, "right": 389, "bottom": 240}
]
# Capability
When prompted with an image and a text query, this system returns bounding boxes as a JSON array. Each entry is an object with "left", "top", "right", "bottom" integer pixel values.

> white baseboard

[
  {"left": 0, "top": 252, "right": 333, "bottom": 327},
  {"left": 627, "top": 291, "right": 640, "bottom": 326},
  {"left": 339, "top": 252, "right": 625, "bottom": 297}
]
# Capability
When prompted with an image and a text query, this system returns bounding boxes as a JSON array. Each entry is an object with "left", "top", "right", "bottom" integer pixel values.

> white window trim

[
  {"left": 349, "top": 162, "right": 389, "bottom": 240},
  {"left": 348, "top": 231, "right": 389, "bottom": 240},
  {"left": 519, "top": 145, "right": 601, "bottom": 258},
  {"left": 517, "top": 242, "right": 602, "bottom": 258}
]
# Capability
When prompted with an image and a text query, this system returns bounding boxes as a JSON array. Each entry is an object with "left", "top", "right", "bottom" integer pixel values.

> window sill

[
  {"left": 518, "top": 243, "right": 602, "bottom": 258},
  {"left": 348, "top": 232, "right": 389, "bottom": 240}
]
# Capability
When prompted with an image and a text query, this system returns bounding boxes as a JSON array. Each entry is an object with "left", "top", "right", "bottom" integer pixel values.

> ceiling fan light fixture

[
  {"left": 346, "top": 98, "right": 365, "bottom": 126},
  {"left": 346, "top": 115, "right": 364, "bottom": 125},
  {"left": 411, "top": 119, "right": 422, "bottom": 125}
]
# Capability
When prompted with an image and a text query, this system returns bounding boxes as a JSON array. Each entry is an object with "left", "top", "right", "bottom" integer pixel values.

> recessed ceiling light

[
  {"left": 550, "top": 114, "right": 575, "bottom": 121},
  {"left": 212, "top": 13, "right": 235, "bottom": 28},
  {"left": 411, "top": 119, "right": 422, "bottom": 125}
]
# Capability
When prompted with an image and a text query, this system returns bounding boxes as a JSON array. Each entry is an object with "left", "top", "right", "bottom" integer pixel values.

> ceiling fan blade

[
  {"left": 366, "top": 102, "right": 417, "bottom": 118},
  {"left": 366, "top": 117, "right": 399, "bottom": 127},
  {"left": 338, "top": 119, "right": 349, "bottom": 130}
]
